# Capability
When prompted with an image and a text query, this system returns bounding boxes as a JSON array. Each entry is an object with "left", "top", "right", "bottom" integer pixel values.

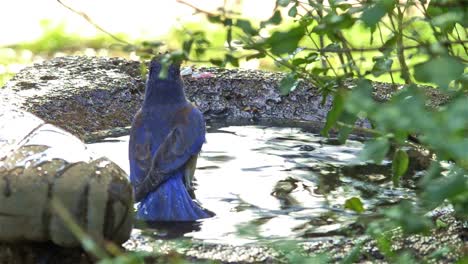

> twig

[
  {"left": 176, "top": 0, "right": 217, "bottom": 16},
  {"left": 390, "top": 7, "right": 411, "bottom": 84},
  {"left": 56, "top": 0, "right": 131, "bottom": 45},
  {"left": 301, "top": 39, "right": 468, "bottom": 54}
]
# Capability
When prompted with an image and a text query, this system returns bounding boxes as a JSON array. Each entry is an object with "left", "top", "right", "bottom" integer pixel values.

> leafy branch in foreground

[{"left": 173, "top": 0, "right": 467, "bottom": 251}]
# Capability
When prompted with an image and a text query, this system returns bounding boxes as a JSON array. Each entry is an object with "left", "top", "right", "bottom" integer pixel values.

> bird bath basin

[{"left": 86, "top": 125, "right": 415, "bottom": 246}]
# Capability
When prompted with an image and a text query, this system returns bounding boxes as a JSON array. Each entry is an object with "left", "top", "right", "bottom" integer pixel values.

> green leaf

[
  {"left": 414, "top": 56, "right": 464, "bottom": 90},
  {"left": 423, "top": 168, "right": 467, "bottom": 207},
  {"left": 321, "top": 89, "right": 345, "bottom": 137},
  {"left": 384, "top": 201, "right": 432, "bottom": 234},
  {"left": 235, "top": 19, "right": 258, "bottom": 35},
  {"left": 292, "top": 58, "right": 307, "bottom": 66},
  {"left": 435, "top": 219, "right": 448, "bottom": 229},
  {"left": 158, "top": 63, "right": 169, "bottom": 79},
  {"left": 267, "top": 26, "right": 305, "bottom": 55},
  {"left": 360, "top": 137, "right": 390, "bottom": 164},
  {"left": 210, "top": 59, "right": 224, "bottom": 66},
  {"left": 288, "top": 5, "right": 298, "bottom": 17},
  {"left": 279, "top": 73, "right": 299, "bottom": 95},
  {"left": 277, "top": 0, "right": 290, "bottom": 7},
  {"left": 371, "top": 56, "right": 393, "bottom": 77},
  {"left": 345, "top": 79, "right": 375, "bottom": 115},
  {"left": 225, "top": 54, "right": 239, "bottom": 67},
  {"left": 431, "top": 10, "right": 464, "bottom": 33},
  {"left": 337, "top": 3, "right": 352, "bottom": 11},
  {"left": 226, "top": 26, "right": 232, "bottom": 48},
  {"left": 392, "top": 149, "right": 409, "bottom": 187},
  {"left": 305, "top": 52, "right": 319, "bottom": 62},
  {"left": 207, "top": 15, "right": 222, "bottom": 23},
  {"left": 361, "top": 0, "right": 395, "bottom": 28},
  {"left": 344, "top": 197, "right": 365, "bottom": 213},
  {"left": 261, "top": 10, "right": 282, "bottom": 27},
  {"left": 182, "top": 39, "right": 193, "bottom": 55},
  {"left": 338, "top": 111, "right": 358, "bottom": 143},
  {"left": 246, "top": 53, "right": 266, "bottom": 60},
  {"left": 314, "top": 13, "right": 356, "bottom": 36},
  {"left": 378, "top": 34, "right": 397, "bottom": 54}
]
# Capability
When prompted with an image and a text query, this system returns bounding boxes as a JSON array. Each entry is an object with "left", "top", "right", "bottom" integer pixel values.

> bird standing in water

[{"left": 129, "top": 58, "right": 212, "bottom": 221}]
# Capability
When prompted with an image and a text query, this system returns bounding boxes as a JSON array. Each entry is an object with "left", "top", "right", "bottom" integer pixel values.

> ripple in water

[{"left": 87, "top": 125, "right": 414, "bottom": 245}]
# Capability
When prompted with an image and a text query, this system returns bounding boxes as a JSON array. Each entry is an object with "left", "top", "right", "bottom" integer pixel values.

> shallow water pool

[{"left": 87, "top": 125, "right": 414, "bottom": 245}]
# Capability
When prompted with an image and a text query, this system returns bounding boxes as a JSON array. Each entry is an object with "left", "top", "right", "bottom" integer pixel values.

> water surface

[{"left": 87, "top": 125, "right": 414, "bottom": 245}]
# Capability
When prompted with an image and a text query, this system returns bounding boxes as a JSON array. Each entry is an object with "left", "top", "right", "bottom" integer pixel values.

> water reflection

[{"left": 87, "top": 125, "right": 415, "bottom": 244}]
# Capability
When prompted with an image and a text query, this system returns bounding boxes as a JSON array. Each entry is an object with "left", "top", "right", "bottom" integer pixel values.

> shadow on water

[{"left": 87, "top": 125, "right": 416, "bottom": 245}]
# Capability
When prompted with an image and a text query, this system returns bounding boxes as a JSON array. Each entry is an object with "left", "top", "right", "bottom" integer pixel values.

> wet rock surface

[
  {"left": 0, "top": 56, "right": 143, "bottom": 139},
  {"left": 301, "top": 207, "right": 466, "bottom": 263},
  {"left": 0, "top": 109, "right": 133, "bottom": 248},
  {"left": 122, "top": 208, "right": 466, "bottom": 264},
  {"left": 0, "top": 56, "right": 450, "bottom": 139}
]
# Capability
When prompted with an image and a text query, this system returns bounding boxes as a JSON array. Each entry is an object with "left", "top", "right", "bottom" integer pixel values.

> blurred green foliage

[
  {"left": 155, "top": 0, "right": 467, "bottom": 262},
  {"left": 0, "top": 19, "right": 128, "bottom": 87},
  {"left": 17, "top": 20, "right": 122, "bottom": 54}
]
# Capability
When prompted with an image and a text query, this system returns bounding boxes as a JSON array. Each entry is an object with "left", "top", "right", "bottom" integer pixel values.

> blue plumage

[{"left": 129, "top": 58, "right": 212, "bottom": 221}]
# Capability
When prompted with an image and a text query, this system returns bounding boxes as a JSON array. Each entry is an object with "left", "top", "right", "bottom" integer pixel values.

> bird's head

[
  {"left": 144, "top": 56, "right": 186, "bottom": 105},
  {"left": 149, "top": 56, "right": 181, "bottom": 82}
]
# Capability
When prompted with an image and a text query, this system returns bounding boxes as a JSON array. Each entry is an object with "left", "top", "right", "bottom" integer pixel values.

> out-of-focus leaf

[
  {"left": 423, "top": 167, "right": 467, "bottom": 207},
  {"left": 305, "top": 52, "right": 319, "bottom": 62},
  {"left": 360, "top": 137, "right": 390, "bottom": 164},
  {"left": 344, "top": 197, "right": 365, "bottom": 213},
  {"left": 292, "top": 58, "right": 307, "bottom": 66},
  {"left": 321, "top": 89, "right": 346, "bottom": 137},
  {"left": 225, "top": 54, "right": 239, "bottom": 67},
  {"left": 279, "top": 73, "right": 299, "bottom": 95},
  {"left": 361, "top": 0, "right": 395, "bottom": 28},
  {"left": 345, "top": 79, "right": 375, "bottom": 115},
  {"left": 414, "top": 56, "right": 464, "bottom": 90},
  {"left": 246, "top": 52, "right": 266, "bottom": 60},
  {"left": 314, "top": 13, "right": 355, "bottom": 36},
  {"left": 235, "top": 19, "right": 258, "bottom": 35},
  {"left": 435, "top": 219, "right": 448, "bottom": 229},
  {"left": 392, "top": 149, "right": 409, "bottom": 187},
  {"left": 210, "top": 59, "right": 224, "bottom": 66},
  {"left": 182, "top": 39, "right": 193, "bottom": 55},
  {"left": 288, "top": 5, "right": 298, "bottom": 17},
  {"left": 384, "top": 201, "right": 432, "bottom": 234},
  {"left": 207, "top": 15, "right": 222, "bottom": 23},
  {"left": 141, "top": 41, "right": 163, "bottom": 48},
  {"left": 371, "top": 56, "right": 393, "bottom": 77},
  {"left": 267, "top": 26, "right": 305, "bottom": 55},
  {"left": 378, "top": 34, "right": 397, "bottom": 54},
  {"left": 277, "top": 0, "right": 290, "bottom": 7},
  {"left": 337, "top": 3, "right": 352, "bottom": 11},
  {"left": 431, "top": 10, "right": 464, "bottom": 32},
  {"left": 261, "top": 10, "right": 282, "bottom": 27},
  {"left": 226, "top": 26, "right": 232, "bottom": 48},
  {"left": 338, "top": 111, "right": 358, "bottom": 143}
]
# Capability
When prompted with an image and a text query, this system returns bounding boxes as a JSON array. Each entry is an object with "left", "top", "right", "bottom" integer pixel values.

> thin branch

[
  {"left": 393, "top": 6, "right": 412, "bottom": 84},
  {"left": 56, "top": 0, "right": 131, "bottom": 45},
  {"left": 176, "top": 0, "right": 217, "bottom": 16},
  {"left": 301, "top": 39, "right": 468, "bottom": 54}
]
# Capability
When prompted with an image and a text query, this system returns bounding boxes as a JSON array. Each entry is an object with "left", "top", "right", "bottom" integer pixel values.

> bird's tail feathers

[{"left": 136, "top": 172, "right": 213, "bottom": 221}]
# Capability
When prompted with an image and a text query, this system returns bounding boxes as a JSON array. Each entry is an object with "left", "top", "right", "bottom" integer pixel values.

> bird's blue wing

[
  {"left": 134, "top": 105, "right": 212, "bottom": 221},
  {"left": 128, "top": 109, "right": 153, "bottom": 186},
  {"left": 134, "top": 105, "right": 205, "bottom": 202}
]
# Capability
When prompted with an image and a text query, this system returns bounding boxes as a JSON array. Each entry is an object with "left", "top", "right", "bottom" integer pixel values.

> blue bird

[{"left": 129, "top": 58, "right": 212, "bottom": 221}]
